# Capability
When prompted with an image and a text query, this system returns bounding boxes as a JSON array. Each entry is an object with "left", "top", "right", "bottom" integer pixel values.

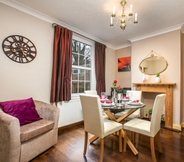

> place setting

[{"left": 100, "top": 92, "right": 114, "bottom": 107}]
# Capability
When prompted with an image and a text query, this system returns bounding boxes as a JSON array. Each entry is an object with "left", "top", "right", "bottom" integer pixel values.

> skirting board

[
  {"left": 181, "top": 122, "right": 184, "bottom": 129},
  {"left": 173, "top": 124, "right": 182, "bottom": 131}
]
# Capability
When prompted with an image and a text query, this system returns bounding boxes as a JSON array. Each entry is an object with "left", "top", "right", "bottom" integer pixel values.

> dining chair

[
  {"left": 115, "top": 90, "right": 142, "bottom": 120},
  {"left": 123, "top": 94, "right": 166, "bottom": 162},
  {"left": 84, "top": 90, "right": 108, "bottom": 120},
  {"left": 84, "top": 90, "right": 97, "bottom": 95},
  {"left": 79, "top": 94, "right": 122, "bottom": 162}
]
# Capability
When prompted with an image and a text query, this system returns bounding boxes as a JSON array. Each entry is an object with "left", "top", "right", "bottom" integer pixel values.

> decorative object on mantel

[
  {"left": 110, "top": 0, "right": 138, "bottom": 30},
  {"left": 142, "top": 74, "right": 146, "bottom": 83},
  {"left": 155, "top": 73, "right": 161, "bottom": 83}
]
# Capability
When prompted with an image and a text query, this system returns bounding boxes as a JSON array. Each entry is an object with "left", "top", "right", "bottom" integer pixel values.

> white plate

[
  {"left": 101, "top": 103, "right": 113, "bottom": 106},
  {"left": 127, "top": 102, "right": 143, "bottom": 106},
  {"left": 122, "top": 98, "right": 130, "bottom": 102}
]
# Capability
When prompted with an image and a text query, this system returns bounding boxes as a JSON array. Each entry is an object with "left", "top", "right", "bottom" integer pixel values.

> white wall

[
  {"left": 105, "top": 47, "right": 116, "bottom": 96},
  {"left": 115, "top": 46, "right": 131, "bottom": 88},
  {"left": 0, "top": 3, "right": 116, "bottom": 127},
  {"left": 0, "top": 3, "right": 53, "bottom": 102},
  {"left": 131, "top": 30, "right": 181, "bottom": 126}
]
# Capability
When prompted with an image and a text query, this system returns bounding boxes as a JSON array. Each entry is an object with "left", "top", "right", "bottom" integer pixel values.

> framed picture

[{"left": 118, "top": 56, "right": 131, "bottom": 72}]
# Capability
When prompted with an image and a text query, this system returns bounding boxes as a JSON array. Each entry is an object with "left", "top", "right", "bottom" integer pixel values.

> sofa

[{"left": 0, "top": 100, "right": 59, "bottom": 162}]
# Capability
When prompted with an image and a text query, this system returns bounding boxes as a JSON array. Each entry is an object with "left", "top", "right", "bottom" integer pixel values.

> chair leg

[
  {"left": 156, "top": 130, "right": 163, "bottom": 153},
  {"left": 150, "top": 137, "right": 157, "bottom": 162},
  {"left": 100, "top": 138, "right": 104, "bottom": 162},
  {"left": 119, "top": 130, "right": 122, "bottom": 152},
  {"left": 83, "top": 131, "right": 88, "bottom": 156},
  {"left": 123, "top": 130, "right": 127, "bottom": 152}
]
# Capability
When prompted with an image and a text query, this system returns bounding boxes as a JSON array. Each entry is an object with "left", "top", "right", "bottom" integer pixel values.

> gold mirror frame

[{"left": 139, "top": 51, "right": 168, "bottom": 75}]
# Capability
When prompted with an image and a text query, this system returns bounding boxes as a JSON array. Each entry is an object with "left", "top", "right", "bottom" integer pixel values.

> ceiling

[{"left": 1, "top": 0, "right": 184, "bottom": 49}]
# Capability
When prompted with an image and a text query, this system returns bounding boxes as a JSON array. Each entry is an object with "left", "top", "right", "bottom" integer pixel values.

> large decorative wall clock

[{"left": 2, "top": 35, "right": 37, "bottom": 63}]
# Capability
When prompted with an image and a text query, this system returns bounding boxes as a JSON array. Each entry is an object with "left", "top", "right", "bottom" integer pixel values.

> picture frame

[{"left": 118, "top": 56, "right": 131, "bottom": 72}]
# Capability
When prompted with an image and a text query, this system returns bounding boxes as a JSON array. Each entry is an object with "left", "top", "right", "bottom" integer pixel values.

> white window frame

[{"left": 71, "top": 34, "right": 96, "bottom": 99}]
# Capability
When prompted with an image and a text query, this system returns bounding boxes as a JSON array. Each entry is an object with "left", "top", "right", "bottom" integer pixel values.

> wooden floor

[{"left": 31, "top": 123, "right": 184, "bottom": 162}]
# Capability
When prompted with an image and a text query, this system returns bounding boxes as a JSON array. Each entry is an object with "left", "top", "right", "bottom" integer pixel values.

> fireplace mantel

[{"left": 133, "top": 83, "right": 176, "bottom": 129}]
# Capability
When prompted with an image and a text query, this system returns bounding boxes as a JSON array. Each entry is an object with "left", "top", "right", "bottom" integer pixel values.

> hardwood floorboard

[{"left": 31, "top": 123, "right": 184, "bottom": 162}]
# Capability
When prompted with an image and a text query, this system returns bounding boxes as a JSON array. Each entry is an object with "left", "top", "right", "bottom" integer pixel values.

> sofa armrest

[
  {"left": 0, "top": 111, "right": 21, "bottom": 161},
  {"left": 34, "top": 100, "right": 60, "bottom": 129}
]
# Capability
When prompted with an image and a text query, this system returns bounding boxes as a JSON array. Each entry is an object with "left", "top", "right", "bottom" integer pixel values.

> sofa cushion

[
  {"left": 0, "top": 98, "right": 42, "bottom": 126},
  {"left": 20, "top": 119, "right": 54, "bottom": 143}
]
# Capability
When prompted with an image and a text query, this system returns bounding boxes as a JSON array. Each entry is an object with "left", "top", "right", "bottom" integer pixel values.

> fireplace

[{"left": 133, "top": 83, "right": 176, "bottom": 129}]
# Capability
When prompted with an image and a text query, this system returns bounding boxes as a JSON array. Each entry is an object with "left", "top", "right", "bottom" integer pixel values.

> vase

[
  {"left": 155, "top": 77, "right": 161, "bottom": 83},
  {"left": 148, "top": 114, "right": 152, "bottom": 121},
  {"left": 117, "top": 93, "right": 122, "bottom": 104},
  {"left": 112, "top": 88, "right": 117, "bottom": 103},
  {"left": 142, "top": 75, "right": 146, "bottom": 83}
]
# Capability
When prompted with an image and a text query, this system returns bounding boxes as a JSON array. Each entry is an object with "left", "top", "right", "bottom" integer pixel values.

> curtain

[
  {"left": 50, "top": 25, "right": 72, "bottom": 103},
  {"left": 95, "top": 42, "right": 106, "bottom": 95}
]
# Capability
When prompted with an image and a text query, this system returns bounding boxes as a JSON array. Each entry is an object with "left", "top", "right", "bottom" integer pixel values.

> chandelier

[{"left": 110, "top": 0, "right": 138, "bottom": 30}]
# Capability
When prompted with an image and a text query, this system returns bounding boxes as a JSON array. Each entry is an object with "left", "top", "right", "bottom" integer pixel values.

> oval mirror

[{"left": 139, "top": 51, "right": 168, "bottom": 75}]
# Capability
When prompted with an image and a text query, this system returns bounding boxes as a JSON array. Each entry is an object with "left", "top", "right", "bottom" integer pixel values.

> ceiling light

[{"left": 110, "top": 0, "right": 138, "bottom": 30}]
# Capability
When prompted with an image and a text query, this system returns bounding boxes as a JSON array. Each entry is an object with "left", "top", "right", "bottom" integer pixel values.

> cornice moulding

[
  {"left": 129, "top": 24, "right": 184, "bottom": 43},
  {"left": 0, "top": 0, "right": 114, "bottom": 49},
  {"left": 1, "top": 0, "right": 184, "bottom": 50}
]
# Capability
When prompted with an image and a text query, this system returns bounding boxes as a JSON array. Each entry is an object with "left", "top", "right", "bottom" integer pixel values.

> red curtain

[
  {"left": 50, "top": 26, "right": 72, "bottom": 102},
  {"left": 95, "top": 42, "right": 106, "bottom": 95}
]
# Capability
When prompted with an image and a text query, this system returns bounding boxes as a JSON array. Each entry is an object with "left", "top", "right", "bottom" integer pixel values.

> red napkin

[
  {"left": 133, "top": 100, "right": 139, "bottom": 103},
  {"left": 100, "top": 100, "right": 112, "bottom": 104},
  {"left": 122, "top": 96, "right": 129, "bottom": 99}
]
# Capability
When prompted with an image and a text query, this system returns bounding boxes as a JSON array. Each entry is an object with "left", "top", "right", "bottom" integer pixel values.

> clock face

[{"left": 2, "top": 35, "right": 37, "bottom": 63}]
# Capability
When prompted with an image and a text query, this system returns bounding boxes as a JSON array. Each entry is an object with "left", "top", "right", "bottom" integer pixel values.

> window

[{"left": 72, "top": 35, "right": 95, "bottom": 97}]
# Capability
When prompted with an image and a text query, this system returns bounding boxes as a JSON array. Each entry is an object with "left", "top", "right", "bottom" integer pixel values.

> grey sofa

[{"left": 0, "top": 100, "right": 59, "bottom": 162}]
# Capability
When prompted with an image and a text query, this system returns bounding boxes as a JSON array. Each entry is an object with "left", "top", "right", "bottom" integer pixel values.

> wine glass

[
  {"left": 101, "top": 92, "right": 107, "bottom": 103},
  {"left": 126, "top": 91, "right": 132, "bottom": 101}
]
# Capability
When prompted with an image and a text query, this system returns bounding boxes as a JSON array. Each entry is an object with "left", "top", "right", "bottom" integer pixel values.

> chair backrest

[
  {"left": 126, "top": 90, "right": 142, "bottom": 101},
  {"left": 150, "top": 94, "right": 166, "bottom": 137},
  {"left": 79, "top": 94, "right": 104, "bottom": 137},
  {"left": 127, "top": 90, "right": 142, "bottom": 116},
  {"left": 84, "top": 90, "right": 97, "bottom": 95}
]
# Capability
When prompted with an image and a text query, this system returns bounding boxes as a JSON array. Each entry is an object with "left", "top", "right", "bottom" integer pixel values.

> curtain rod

[{"left": 52, "top": 23, "right": 96, "bottom": 42}]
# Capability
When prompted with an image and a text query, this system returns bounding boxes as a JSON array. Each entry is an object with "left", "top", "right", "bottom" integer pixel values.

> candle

[
  {"left": 110, "top": 16, "right": 113, "bottom": 25},
  {"left": 113, "top": 6, "right": 115, "bottom": 15},
  {"left": 130, "top": 4, "right": 132, "bottom": 14},
  {"left": 135, "top": 13, "right": 138, "bottom": 21}
]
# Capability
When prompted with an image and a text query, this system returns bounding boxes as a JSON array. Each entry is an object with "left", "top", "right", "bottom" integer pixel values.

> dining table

[{"left": 89, "top": 99, "right": 146, "bottom": 155}]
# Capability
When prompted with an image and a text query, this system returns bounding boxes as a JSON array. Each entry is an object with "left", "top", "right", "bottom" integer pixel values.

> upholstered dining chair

[
  {"left": 79, "top": 94, "right": 122, "bottom": 162},
  {"left": 123, "top": 94, "right": 166, "bottom": 162},
  {"left": 84, "top": 90, "right": 108, "bottom": 119},
  {"left": 84, "top": 90, "right": 98, "bottom": 95},
  {"left": 115, "top": 90, "right": 142, "bottom": 120}
]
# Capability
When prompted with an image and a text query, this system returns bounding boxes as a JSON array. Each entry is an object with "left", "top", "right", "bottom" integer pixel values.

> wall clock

[{"left": 2, "top": 35, "right": 37, "bottom": 63}]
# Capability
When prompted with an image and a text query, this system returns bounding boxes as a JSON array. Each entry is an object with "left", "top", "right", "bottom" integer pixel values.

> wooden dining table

[{"left": 89, "top": 102, "right": 146, "bottom": 155}]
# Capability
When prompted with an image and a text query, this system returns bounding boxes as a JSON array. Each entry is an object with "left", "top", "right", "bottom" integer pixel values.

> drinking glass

[
  {"left": 101, "top": 92, "right": 107, "bottom": 103},
  {"left": 126, "top": 91, "right": 132, "bottom": 100},
  {"left": 101, "top": 92, "right": 107, "bottom": 99}
]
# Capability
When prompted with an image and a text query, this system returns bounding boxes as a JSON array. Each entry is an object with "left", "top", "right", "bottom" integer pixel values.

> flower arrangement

[
  {"left": 117, "top": 85, "right": 122, "bottom": 93},
  {"left": 112, "top": 80, "right": 122, "bottom": 93},
  {"left": 112, "top": 79, "right": 117, "bottom": 88}
]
